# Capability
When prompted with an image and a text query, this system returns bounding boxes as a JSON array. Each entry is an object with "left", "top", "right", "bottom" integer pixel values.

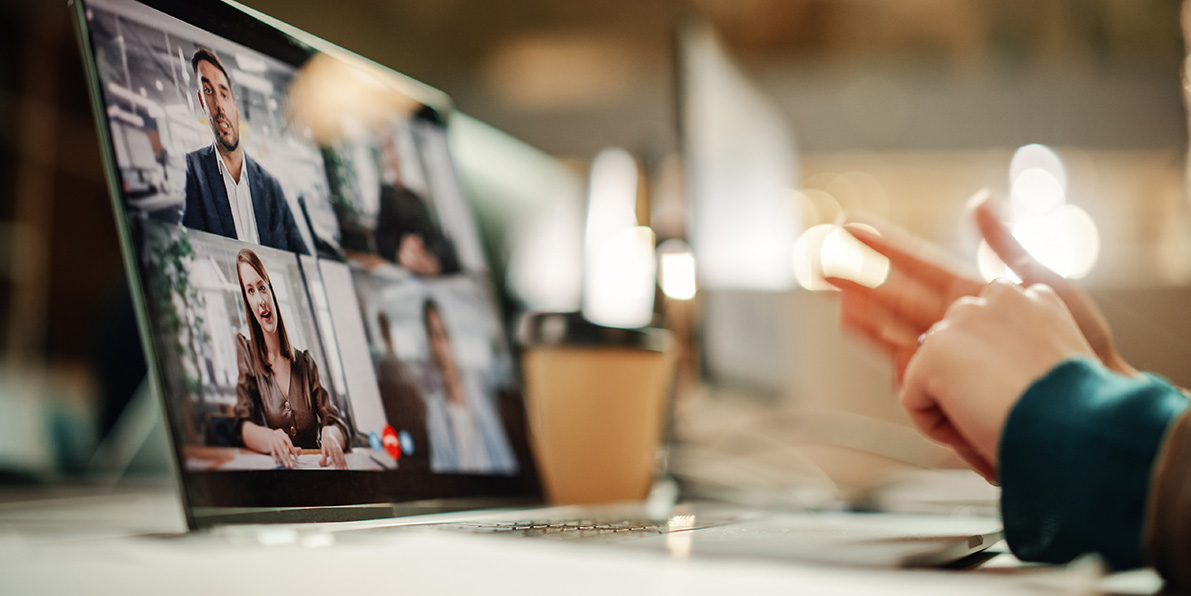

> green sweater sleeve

[{"left": 999, "top": 358, "right": 1189, "bottom": 570}]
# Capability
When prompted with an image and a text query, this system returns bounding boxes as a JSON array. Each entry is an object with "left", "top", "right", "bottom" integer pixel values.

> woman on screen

[{"left": 234, "top": 248, "right": 350, "bottom": 469}]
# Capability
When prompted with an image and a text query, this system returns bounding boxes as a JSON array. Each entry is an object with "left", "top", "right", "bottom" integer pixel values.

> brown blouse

[
  {"left": 234, "top": 334, "right": 349, "bottom": 450},
  {"left": 1146, "top": 408, "right": 1191, "bottom": 589}
]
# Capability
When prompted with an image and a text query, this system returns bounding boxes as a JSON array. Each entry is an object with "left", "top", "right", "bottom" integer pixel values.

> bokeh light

[
  {"left": 585, "top": 148, "right": 639, "bottom": 258},
  {"left": 826, "top": 171, "right": 890, "bottom": 217},
  {"left": 793, "top": 223, "right": 836, "bottom": 291},
  {"left": 794, "top": 188, "right": 842, "bottom": 228},
  {"left": 658, "top": 239, "right": 697, "bottom": 301},
  {"left": 980, "top": 144, "right": 1100, "bottom": 282},
  {"left": 977, "top": 204, "right": 1101, "bottom": 281},
  {"left": 583, "top": 148, "right": 657, "bottom": 328},
  {"left": 793, "top": 223, "right": 890, "bottom": 291},
  {"left": 821, "top": 224, "right": 890, "bottom": 289},
  {"left": 976, "top": 239, "right": 1014, "bottom": 283},
  {"left": 1060, "top": 204, "right": 1101, "bottom": 279},
  {"left": 585, "top": 226, "right": 657, "bottom": 328},
  {"left": 1010, "top": 144, "right": 1066, "bottom": 192},
  {"left": 1010, "top": 167, "right": 1065, "bottom": 216}
]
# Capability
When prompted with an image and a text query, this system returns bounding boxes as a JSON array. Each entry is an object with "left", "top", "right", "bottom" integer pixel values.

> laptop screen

[{"left": 70, "top": 0, "right": 538, "bottom": 518}]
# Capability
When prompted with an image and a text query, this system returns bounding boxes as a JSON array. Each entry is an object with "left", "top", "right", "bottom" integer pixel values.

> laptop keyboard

[
  {"left": 435, "top": 513, "right": 716, "bottom": 541},
  {"left": 442, "top": 519, "right": 664, "bottom": 538}
]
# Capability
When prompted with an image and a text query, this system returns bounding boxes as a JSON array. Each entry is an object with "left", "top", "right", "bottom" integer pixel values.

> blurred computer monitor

[{"left": 675, "top": 21, "right": 800, "bottom": 398}]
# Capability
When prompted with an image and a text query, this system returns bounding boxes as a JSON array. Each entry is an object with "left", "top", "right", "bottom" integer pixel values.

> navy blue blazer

[{"left": 182, "top": 146, "right": 309, "bottom": 255}]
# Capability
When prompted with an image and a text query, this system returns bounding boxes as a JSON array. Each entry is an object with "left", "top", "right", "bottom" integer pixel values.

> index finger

[{"left": 841, "top": 214, "right": 973, "bottom": 292}]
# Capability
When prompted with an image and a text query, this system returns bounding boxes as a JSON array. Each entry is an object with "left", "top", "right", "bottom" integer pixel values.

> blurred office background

[{"left": 2, "top": 0, "right": 1189, "bottom": 505}]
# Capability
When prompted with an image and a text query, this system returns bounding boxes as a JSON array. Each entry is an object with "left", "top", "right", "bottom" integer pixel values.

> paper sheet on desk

[{"left": 0, "top": 528, "right": 1150, "bottom": 596}]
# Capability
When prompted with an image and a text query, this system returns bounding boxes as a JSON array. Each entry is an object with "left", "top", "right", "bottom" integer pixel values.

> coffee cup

[{"left": 519, "top": 313, "right": 675, "bottom": 505}]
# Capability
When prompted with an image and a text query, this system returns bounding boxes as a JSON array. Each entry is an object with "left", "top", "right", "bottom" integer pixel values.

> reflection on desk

[{"left": 183, "top": 446, "right": 389, "bottom": 471}]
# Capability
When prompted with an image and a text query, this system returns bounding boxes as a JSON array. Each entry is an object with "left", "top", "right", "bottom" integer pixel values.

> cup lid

[{"left": 517, "top": 312, "right": 672, "bottom": 352}]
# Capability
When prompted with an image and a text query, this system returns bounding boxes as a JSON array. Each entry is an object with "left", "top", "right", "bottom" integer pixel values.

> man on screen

[
  {"left": 374, "top": 136, "right": 459, "bottom": 276},
  {"left": 182, "top": 47, "right": 309, "bottom": 255}
]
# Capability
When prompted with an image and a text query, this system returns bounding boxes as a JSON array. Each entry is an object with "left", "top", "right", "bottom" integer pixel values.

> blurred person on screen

[
  {"left": 374, "top": 136, "right": 459, "bottom": 276},
  {"left": 420, "top": 299, "right": 514, "bottom": 473}
]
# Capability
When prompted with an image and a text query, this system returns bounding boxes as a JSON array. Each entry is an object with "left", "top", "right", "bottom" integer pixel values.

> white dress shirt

[{"left": 214, "top": 146, "right": 259, "bottom": 244}]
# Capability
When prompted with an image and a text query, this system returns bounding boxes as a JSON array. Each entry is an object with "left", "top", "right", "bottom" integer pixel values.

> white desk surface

[{"left": 0, "top": 483, "right": 1165, "bottom": 596}]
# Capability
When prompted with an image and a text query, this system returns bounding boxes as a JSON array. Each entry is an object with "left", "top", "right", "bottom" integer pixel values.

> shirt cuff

[{"left": 999, "top": 358, "right": 1189, "bottom": 570}]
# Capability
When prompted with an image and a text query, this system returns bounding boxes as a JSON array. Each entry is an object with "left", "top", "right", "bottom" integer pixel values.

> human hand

[
  {"left": 263, "top": 428, "right": 301, "bottom": 469},
  {"left": 319, "top": 426, "right": 347, "bottom": 469},
  {"left": 827, "top": 190, "right": 1135, "bottom": 382},
  {"left": 398, "top": 235, "right": 441, "bottom": 276},
  {"left": 826, "top": 212, "right": 981, "bottom": 383},
  {"left": 900, "top": 280, "right": 1097, "bottom": 482},
  {"left": 970, "top": 197, "right": 1137, "bottom": 378},
  {"left": 352, "top": 252, "right": 389, "bottom": 272}
]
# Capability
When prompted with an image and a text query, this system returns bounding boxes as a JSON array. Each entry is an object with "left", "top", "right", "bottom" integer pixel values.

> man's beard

[
  {"left": 211, "top": 114, "right": 239, "bottom": 152},
  {"left": 215, "top": 127, "right": 239, "bottom": 152}
]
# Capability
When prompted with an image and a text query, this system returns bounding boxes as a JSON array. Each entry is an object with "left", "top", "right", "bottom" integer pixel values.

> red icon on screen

[{"left": 382, "top": 425, "right": 401, "bottom": 460}]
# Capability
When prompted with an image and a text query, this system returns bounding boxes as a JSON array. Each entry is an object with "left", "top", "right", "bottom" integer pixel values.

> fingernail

[
  {"left": 841, "top": 222, "right": 877, "bottom": 240},
  {"left": 965, "top": 188, "right": 991, "bottom": 212}
]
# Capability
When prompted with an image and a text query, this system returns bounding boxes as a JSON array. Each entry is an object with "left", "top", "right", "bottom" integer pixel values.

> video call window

[
  {"left": 87, "top": 0, "right": 522, "bottom": 480},
  {"left": 87, "top": 0, "right": 330, "bottom": 257}
]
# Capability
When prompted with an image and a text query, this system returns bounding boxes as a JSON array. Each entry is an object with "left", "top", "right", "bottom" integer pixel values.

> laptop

[{"left": 68, "top": 0, "right": 1001, "bottom": 567}]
